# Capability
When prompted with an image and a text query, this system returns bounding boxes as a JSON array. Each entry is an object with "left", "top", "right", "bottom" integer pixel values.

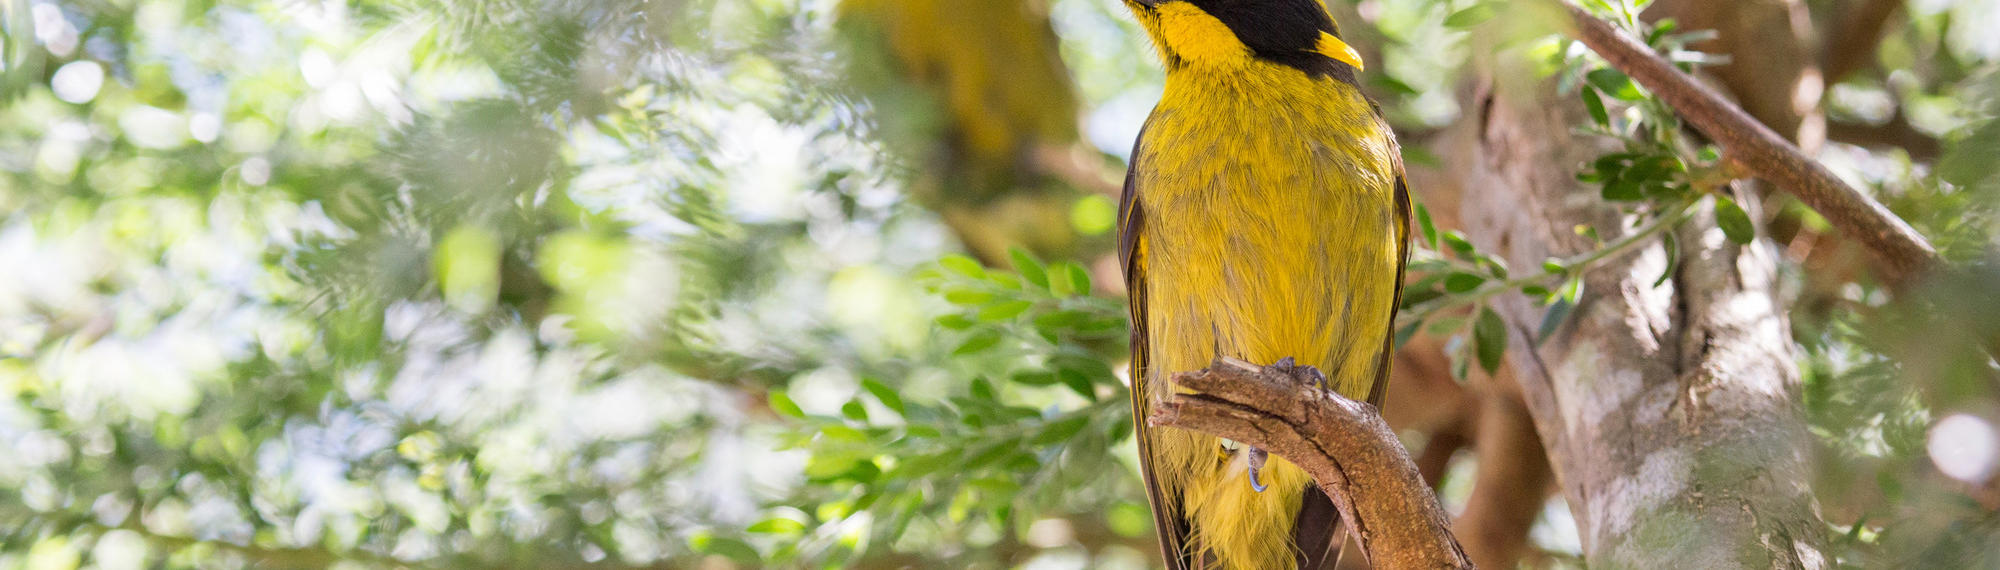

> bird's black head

[{"left": 1123, "top": 0, "right": 1362, "bottom": 79}]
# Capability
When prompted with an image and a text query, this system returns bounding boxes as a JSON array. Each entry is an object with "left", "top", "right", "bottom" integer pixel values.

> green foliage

[{"left": 0, "top": 0, "right": 1994, "bottom": 568}]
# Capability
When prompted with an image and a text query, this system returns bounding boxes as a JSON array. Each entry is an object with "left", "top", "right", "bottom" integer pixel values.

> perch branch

[
  {"left": 1556, "top": 0, "right": 1939, "bottom": 289},
  {"left": 1149, "top": 357, "right": 1474, "bottom": 570}
]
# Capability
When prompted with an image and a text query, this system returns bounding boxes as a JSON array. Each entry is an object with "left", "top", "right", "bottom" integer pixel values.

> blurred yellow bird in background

[{"left": 1116, "top": 0, "right": 1409, "bottom": 568}]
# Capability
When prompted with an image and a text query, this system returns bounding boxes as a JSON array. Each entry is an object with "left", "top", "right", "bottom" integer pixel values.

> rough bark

[
  {"left": 1150, "top": 357, "right": 1475, "bottom": 570},
  {"left": 1431, "top": 51, "right": 1832, "bottom": 568}
]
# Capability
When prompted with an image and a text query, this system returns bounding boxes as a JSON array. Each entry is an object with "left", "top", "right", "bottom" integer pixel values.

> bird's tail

[{"left": 1292, "top": 484, "right": 1346, "bottom": 569}]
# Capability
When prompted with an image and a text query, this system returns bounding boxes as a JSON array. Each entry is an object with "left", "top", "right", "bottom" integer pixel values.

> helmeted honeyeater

[{"left": 1116, "top": 0, "right": 1410, "bottom": 568}]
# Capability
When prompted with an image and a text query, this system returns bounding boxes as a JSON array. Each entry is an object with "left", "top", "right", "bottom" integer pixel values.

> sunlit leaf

[
  {"left": 1474, "top": 306, "right": 1507, "bottom": 374},
  {"left": 1714, "top": 196, "right": 1755, "bottom": 245}
]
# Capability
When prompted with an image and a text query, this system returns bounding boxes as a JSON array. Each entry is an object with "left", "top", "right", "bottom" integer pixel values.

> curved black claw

[
  {"left": 1299, "top": 364, "right": 1329, "bottom": 390},
  {"left": 1247, "top": 446, "right": 1269, "bottom": 492}
]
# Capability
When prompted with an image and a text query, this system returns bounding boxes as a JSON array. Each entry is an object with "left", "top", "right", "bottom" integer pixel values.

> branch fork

[{"left": 1149, "top": 356, "right": 1475, "bottom": 569}]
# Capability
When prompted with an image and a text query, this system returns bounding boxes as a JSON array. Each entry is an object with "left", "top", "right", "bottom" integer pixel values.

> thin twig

[
  {"left": 1401, "top": 199, "right": 1700, "bottom": 325},
  {"left": 1556, "top": 0, "right": 1939, "bottom": 289}
]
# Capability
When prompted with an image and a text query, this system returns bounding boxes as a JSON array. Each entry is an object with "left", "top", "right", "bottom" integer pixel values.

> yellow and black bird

[{"left": 1116, "top": 0, "right": 1409, "bottom": 568}]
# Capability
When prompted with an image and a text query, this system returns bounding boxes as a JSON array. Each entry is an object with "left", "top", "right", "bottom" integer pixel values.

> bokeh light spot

[
  {"left": 50, "top": 60, "right": 103, "bottom": 104},
  {"left": 1928, "top": 414, "right": 2000, "bottom": 484}
]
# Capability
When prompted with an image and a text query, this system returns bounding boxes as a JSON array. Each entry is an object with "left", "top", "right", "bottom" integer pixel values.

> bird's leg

[
  {"left": 1245, "top": 357, "right": 1329, "bottom": 492},
  {"left": 1247, "top": 446, "right": 1270, "bottom": 492}
]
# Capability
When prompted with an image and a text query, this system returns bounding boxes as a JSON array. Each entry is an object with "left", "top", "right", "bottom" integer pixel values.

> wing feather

[
  {"left": 1366, "top": 160, "right": 1413, "bottom": 406},
  {"left": 1120, "top": 117, "right": 1192, "bottom": 570}
]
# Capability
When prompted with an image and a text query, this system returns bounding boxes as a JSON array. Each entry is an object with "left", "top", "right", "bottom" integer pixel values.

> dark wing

[
  {"left": 1366, "top": 149, "right": 1413, "bottom": 407},
  {"left": 1120, "top": 117, "right": 1191, "bottom": 570}
]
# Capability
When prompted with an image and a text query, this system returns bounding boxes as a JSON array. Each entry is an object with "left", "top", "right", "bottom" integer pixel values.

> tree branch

[
  {"left": 1557, "top": 0, "right": 1940, "bottom": 289},
  {"left": 1148, "top": 356, "right": 1474, "bottom": 570}
]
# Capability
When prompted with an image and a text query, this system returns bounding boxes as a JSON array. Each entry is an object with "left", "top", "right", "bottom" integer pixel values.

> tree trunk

[{"left": 1428, "top": 58, "right": 1832, "bottom": 567}]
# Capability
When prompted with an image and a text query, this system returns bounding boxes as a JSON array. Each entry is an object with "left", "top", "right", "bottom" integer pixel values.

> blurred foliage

[{"left": 0, "top": 0, "right": 1994, "bottom": 569}]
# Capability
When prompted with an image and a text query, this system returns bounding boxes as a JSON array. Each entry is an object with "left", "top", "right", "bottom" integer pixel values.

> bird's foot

[
  {"left": 1267, "top": 356, "right": 1329, "bottom": 390},
  {"left": 1247, "top": 446, "right": 1269, "bottom": 492}
]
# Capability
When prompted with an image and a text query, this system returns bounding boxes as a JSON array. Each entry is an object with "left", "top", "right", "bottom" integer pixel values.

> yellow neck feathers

[{"left": 1153, "top": 2, "right": 1251, "bottom": 68}]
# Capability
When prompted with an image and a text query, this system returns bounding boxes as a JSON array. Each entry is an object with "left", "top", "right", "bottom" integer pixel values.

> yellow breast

[{"left": 1134, "top": 58, "right": 1401, "bottom": 570}]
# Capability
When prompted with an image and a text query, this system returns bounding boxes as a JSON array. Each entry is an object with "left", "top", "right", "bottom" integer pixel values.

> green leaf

[
  {"left": 1010, "top": 248, "right": 1048, "bottom": 289},
  {"left": 979, "top": 300, "right": 1034, "bottom": 321},
  {"left": 971, "top": 377, "right": 998, "bottom": 401},
  {"left": 1474, "top": 306, "right": 1507, "bottom": 374},
  {"left": 841, "top": 399, "right": 868, "bottom": 421},
  {"left": 1058, "top": 367, "right": 1098, "bottom": 400},
  {"left": 819, "top": 425, "right": 869, "bottom": 442},
  {"left": 1541, "top": 258, "right": 1568, "bottom": 274},
  {"left": 940, "top": 254, "right": 985, "bottom": 278},
  {"left": 1581, "top": 86, "right": 1610, "bottom": 127},
  {"left": 1602, "top": 180, "right": 1644, "bottom": 201},
  {"left": 943, "top": 288, "right": 993, "bottom": 305},
  {"left": 1585, "top": 68, "right": 1643, "bottom": 100},
  {"left": 1714, "top": 196, "right": 1755, "bottom": 244},
  {"left": 954, "top": 329, "right": 1003, "bottom": 355},
  {"left": 1033, "top": 310, "right": 1088, "bottom": 335},
  {"left": 861, "top": 378, "right": 905, "bottom": 415},
  {"left": 1648, "top": 18, "right": 1679, "bottom": 43},
  {"left": 746, "top": 517, "right": 806, "bottom": 534},
  {"left": 1444, "top": 272, "right": 1487, "bottom": 293},
  {"left": 689, "top": 534, "right": 762, "bottom": 564},
  {"left": 1394, "top": 319, "right": 1423, "bottom": 349},
  {"left": 1443, "top": 2, "right": 1498, "bottom": 27},
  {"left": 1064, "top": 263, "right": 1093, "bottom": 296},
  {"left": 769, "top": 391, "right": 805, "bottom": 418},
  {"left": 1032, "top": 415, "right": 1092, "bottom": 445},
  {"left": 1370, "top": 74, "right": 1420, "bottom": 96},
  {"left": 987, "top": 272, "right": 1024, "bottom": 290},
  {"left": 1537, "top": 298, "right": 1573, "bottom": 344},
  {"left": 936, "top": 313, "right": 977, "bottom": 330},
  {"left": 891, "top": 453, "right": 951, "bottom": 478},
  {"left": 1561, "top": 273, "right": 1586, "bottom": 303},
  {"left": 1443, "top": 231, "right": 1477, "bottom": 258},
  {"left": 1479, "top": 255, "right": 1510, "bottom": 279},
  {"left": 1109, "top": 417, "right": 1133, "bottom": 442},
  {"left": 962, "top": 439, "right": 1021, "bottom": 469},
  {"left": 1012, "top": 371, "right": 1058, "bottom": 386},
  {"left": 1698, "top": 145, "right": 1721, "bottom": 163},
  {"left": 1416, "top": 204, "right": 1440, "bottom": 248}
]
